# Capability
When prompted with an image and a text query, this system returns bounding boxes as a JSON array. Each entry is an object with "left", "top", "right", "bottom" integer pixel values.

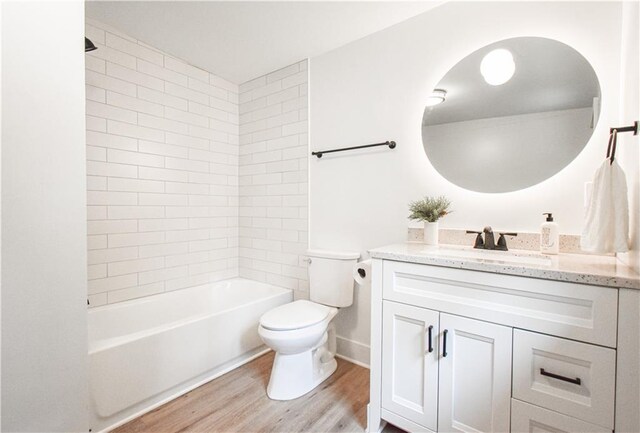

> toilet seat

[
  {"left": 258, "top": 314, "right": 333, "bottom": 356},
  {"left": 260, "top": 300, "right": 331, "bottom": 331}
]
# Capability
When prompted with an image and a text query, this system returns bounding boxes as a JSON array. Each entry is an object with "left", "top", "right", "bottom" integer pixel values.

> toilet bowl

[
  {"left": 259, "top": 300, "right": 338, "bottom": 400},
  {"left": 258, "top": 249, "right": 359, "bottom": 400}
]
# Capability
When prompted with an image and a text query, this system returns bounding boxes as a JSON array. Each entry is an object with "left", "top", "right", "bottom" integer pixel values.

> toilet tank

[{"left": 307, "top": 249, "right": 360, "bottom": 308}]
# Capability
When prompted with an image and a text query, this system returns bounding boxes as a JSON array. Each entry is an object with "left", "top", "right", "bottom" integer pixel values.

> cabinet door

[
  {"left": 382, "top": 301, "right": 439, "bottom": 431},
  {"left": 438, "top": 314, "right": 512, "bottom": 433}
]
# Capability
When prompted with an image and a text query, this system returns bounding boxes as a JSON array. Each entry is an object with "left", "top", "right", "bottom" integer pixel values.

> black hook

[
  {"left": 607, "top": 129, "right": 618, "bottom": 164},
  {"left": 609, "top": 121, "right": 638, "bottom": 135}
]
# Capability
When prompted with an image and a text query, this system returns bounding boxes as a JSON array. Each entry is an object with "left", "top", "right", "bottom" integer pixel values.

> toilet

[{"left": 258, "top": 249, "right": 360, "bottom": 400}]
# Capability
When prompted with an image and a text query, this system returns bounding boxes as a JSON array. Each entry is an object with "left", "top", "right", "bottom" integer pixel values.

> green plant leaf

[{"left": 408, "top": 195, "right": 452, "bottom": 223}]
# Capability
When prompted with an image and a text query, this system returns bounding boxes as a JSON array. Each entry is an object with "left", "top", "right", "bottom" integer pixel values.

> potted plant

[{"left": 408, "top": 195, "right": 452, "bottom": 245}]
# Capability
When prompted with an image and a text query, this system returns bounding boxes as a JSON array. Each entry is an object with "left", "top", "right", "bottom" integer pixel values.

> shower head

[{"left": 85, "top": 37, "right": 97, "bottom": 52}]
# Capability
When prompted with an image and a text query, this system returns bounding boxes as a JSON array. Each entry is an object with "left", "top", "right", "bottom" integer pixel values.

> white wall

[
  {"left": 310, "top": 1, "right": 628, "bottom": 364},
  {"left": 85, "top": 19, "right": 240, "bottom": 307},
  {"left": 424, "top": 107, "right": 594, "bottom": 193},
  {"left": 1, "top": 2, "right": 89, "bottom": 431},
  {"left": 238, "top": 61, "right": 310, "bottom": 299},
  {"left": 618, "top": 1, "right": 640, "bottom": 273},
  {"left": 0, "top": 1, "right": 3, "bottom": 426}
]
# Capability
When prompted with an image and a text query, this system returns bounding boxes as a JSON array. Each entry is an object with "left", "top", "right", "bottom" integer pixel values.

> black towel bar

[{"left": 312, "top": 140, "right": 396, "bottom": 158}]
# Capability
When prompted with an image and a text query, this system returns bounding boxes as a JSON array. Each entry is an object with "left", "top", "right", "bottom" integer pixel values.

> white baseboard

[
  {"left": 336, "top": 353, "right": 370, "bottom": 369},
  {"left": 336, "top": 335, "right": 370, "bottom": 368}
]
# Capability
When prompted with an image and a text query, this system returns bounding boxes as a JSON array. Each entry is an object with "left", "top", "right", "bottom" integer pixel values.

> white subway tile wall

[
  {"left": 238, "top": 60, "right": 309, "bottom": 300},
  {"left": 85, "top": 19, "right": 240, "bottom": 306}
]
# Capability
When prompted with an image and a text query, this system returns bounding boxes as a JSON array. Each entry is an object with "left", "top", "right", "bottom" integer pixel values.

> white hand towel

[{"left": 581, "top": 158, "right": 629, "bottom": 253}]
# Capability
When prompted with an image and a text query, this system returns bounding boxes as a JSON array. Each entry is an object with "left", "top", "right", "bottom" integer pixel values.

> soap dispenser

[{"left": 540, "top": 213, "right": 559, "bottom": 255}]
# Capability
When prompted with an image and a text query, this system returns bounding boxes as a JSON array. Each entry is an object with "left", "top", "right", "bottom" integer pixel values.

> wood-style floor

[{"left": 113, "top": 352, "right": 371, "bottom": 433}]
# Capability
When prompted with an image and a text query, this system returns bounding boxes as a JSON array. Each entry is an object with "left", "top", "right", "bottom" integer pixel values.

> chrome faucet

[{"left": 466, "top": 226, "right": 518, "bottom": 251}]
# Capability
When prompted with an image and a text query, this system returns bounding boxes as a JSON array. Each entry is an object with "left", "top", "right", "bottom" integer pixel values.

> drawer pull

[
  {"left": 540, "top": 368, "right": 582, "bottom": 385},
  {"left": 427, "top": 325, "right": 434, "bottom": 353},
  {"left": 442, "top": 329, "right": 448, "bottom": 357}
]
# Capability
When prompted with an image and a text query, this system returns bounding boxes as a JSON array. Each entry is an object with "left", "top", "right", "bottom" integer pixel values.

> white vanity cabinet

[
  {"left": 367, "top": 254, "right": 638, "bottom": 433},
  {"left": 382, "top": 302, "right": 512, "bottom": 433}
]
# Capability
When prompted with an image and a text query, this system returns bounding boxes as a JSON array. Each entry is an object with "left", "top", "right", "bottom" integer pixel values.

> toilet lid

[{"left": 260, "top": 300, "right": 331, "bottom": 331}]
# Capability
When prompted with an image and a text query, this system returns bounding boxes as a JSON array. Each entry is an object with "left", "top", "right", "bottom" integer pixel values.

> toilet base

[{"left": 266, "top": 331, "right": 338, "bottom": 401}]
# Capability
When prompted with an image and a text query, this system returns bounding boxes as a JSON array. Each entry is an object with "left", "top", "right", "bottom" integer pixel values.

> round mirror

[{"left": 422, "top": 37, "right": 601, "bottom": 193}]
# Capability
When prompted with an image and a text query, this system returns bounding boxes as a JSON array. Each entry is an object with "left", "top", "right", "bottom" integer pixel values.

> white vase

[{"left": 423, "top": 221, "right": 439, "bottom": 245}]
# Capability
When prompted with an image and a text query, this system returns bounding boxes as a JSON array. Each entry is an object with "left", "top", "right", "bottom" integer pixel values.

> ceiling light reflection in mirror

[{"left": 480, "top": 49, "right": 516, "bottom": 85}]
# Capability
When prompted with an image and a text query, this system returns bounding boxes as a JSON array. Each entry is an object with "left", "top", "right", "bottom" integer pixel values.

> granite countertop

[{"left": 368, "top": 242, "right": 640, "bottom": 290}]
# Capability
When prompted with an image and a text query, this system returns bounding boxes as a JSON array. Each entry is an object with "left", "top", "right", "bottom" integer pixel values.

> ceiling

[
  {"left": 423, "top": 37, "right": 601, "bottom": 125},
  {"left": 85, "top": 1, "right": 442, "bottom": 84}
]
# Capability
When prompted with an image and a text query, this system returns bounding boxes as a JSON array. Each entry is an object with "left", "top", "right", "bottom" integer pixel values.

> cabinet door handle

[
  {"left": 427, "top": 325, "right": 434, "bottom": 353},
  {"left": 540, "top": 368, "right": 582, "bottom": 385},
  {"left": 442, "top": 329, "right": 448, "bottom": 357}
]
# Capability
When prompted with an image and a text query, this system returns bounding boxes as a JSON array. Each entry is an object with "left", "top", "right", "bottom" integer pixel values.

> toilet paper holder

[{"left": 353, "top": 259, "right": 372, "bottom": 285}]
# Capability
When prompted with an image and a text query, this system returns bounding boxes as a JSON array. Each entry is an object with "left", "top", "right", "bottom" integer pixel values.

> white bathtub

[{"left": 88, "top": 278, "right": 292, "bottom": 432}]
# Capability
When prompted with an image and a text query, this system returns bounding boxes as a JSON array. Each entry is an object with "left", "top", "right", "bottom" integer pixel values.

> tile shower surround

[
  {"left": 238, "top": 60, "right": 310, "bottom": 300},
  {"left": 85, "top": 18, "right": 309, "bottom": 306}
]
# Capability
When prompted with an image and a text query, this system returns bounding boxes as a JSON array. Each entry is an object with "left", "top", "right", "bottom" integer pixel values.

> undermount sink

[{"left": 426, "top": 245, "right": 553, "bottom": 267}]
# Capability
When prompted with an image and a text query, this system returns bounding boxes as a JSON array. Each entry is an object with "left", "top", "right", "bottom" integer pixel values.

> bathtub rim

[{"left": 88, "top": 278, "right": 292, "bottom": 354}]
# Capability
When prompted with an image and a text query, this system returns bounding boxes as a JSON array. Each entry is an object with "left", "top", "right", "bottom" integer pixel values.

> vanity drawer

[
  {"left": 511, "top": 399, "right": 611, "bottom": 433},
  {"left": 382, "top": 260, "right": 618, "bottom": 347},
  {"left": 512, "top": 329, "right": 616, "bottom": 428}
]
